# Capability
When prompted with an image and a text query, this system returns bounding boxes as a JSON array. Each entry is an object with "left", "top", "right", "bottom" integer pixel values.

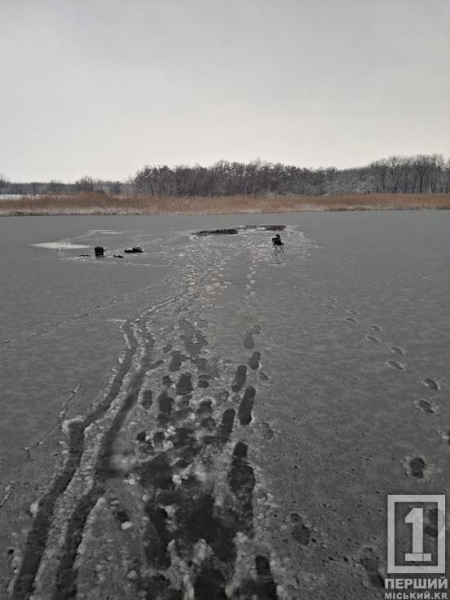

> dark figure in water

[{"left": 272, "top": 234, "right": 284, "bottom": 252}]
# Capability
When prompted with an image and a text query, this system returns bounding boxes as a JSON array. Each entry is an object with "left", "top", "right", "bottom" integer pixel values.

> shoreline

[{"left": 1, "top": 192, "right": 450, "bottom": 216}]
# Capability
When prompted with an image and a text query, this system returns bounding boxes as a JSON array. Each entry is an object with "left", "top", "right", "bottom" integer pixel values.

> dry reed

[{"left": 1, "top": 193, "right": 450, "bottom": 216}]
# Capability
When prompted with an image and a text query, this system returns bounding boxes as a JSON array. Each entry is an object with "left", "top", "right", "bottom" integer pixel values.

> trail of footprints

[
  {"left": 323, "top": 297, "right": 444, "bottom": 485},
  {"left": 116, "top": 304, "right": 306, "bottom": 597},
  {"left": 320, "top": 295, "right": 445, "bottom": 586},
  {"left": 129, "top": 318, "right": 283, "bottom": 598},
  {"left": 13, "top": 313, "right": 288, "bottom": 600},
  {"left": 12, "top": 231, "right": 309, "bottom": 600},
  {"left": 12, "top": 234, "right": 443, "bottom": 597}
]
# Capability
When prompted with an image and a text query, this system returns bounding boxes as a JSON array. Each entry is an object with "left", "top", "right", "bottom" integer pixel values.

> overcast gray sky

[{"left": 1, "top": 0, "right": 449, "bottom": 181}]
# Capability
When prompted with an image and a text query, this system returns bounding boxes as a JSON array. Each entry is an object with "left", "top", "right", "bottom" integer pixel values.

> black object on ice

[
  {"left": 272, "top": 234, "right": 284, "bottom": 252},
  {"left": 195, "top": 228, "right": 239, "bottom": 236},
  {"left": 124, "top": 247, "right": 143, "bottom": 253},
  {"left": 264, "top": 225, "right": 285, "bottom": 231},
  {"left": 94, "top": 246, "right": 104, "bottom": 257}
]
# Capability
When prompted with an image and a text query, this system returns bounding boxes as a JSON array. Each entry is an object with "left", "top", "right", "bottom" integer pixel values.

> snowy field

[{"left": 1, "top": 212, "right": 449, "bottom": 599}]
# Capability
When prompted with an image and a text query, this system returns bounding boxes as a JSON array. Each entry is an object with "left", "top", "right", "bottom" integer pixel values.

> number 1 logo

[
  {"left": 387, "top": 495, "right": 445, "bottom": 574},
  {"left": 404, "top": 507, "right": 432, "bottom": 563}
]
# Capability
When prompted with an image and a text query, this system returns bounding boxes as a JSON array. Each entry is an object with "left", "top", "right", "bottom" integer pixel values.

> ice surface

[{"left": 1, "top": 211, "right": 449, "bottom": 599}]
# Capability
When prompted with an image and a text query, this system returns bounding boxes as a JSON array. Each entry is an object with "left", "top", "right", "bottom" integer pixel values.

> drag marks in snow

[{"left": 13, "top": 283, "right": 282, "bottom": 599}]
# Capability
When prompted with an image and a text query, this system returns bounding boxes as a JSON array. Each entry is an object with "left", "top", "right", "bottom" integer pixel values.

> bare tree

[
  {"left": 46, "top": 180, "right": 65, "bottom": 194},
  {"left": 75, "top": 176, "right": 95, "bottom": 193},
  {"left": 0, "top": 174, "right": 9, "bottom": 192},
  {"left": 369, "top": 159, "right": 390, "bottom": 193},
  {"left": 127, "top": 154, "right": 450, "bottom": 197},
  {"left": 412, "top": 155, "right": 434, "bottom": 193},
  {"left": 385, "top": 156, "right": 409, "bottom": 193}
]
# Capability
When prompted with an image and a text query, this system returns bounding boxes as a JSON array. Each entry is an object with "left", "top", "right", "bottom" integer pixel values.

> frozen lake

[{"left": 1, "top": 211, "right": 449, "bottom": 599}]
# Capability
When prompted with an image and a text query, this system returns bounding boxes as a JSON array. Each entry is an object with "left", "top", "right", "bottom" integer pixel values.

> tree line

[{"left": 1, "top": 154, "right": 449, "bottom": 197}]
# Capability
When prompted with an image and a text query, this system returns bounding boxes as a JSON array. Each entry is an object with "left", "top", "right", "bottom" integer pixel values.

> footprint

[
  {"left": 238, "top": 387, "right": 256, "bottom": 425},
  {"left": 414, "top": 399, "right": 439, "bottom": 415},
  {"left": 243, "top": 332, "right": 255, "bottom": 349},
  {"left": 260, "top": 421, "right": 274, "bottom": 440},
  {"left": 176, "top": 373, "right": 193, "bottom": 396},
  {"left": 200, "top": 415, "right": 216, "bottom": 431},
  {"left": 345, "top": 317, "right": 358, "bottom": 323},
  {"left": 179, "top": 319, "right": 208, "bottom": 355},
  {"left": 365, "top": 335, "right": 380, "bottom": 343},
  {"left": 136, "top": 430, "right": 147, "bottom": 443},
  {"left": 169, "top": 350, "right": 187, "bottom": 372},
  {"left": 324, "top": 304, "right": 336, "bottom": 309},
  {"left": 422, "top": 378, "right": 440, "bottom": 391},
  {"left": 142, "top": 498, "right": 172, "bottom": 569},
  {"left": 254, "top": 555, "right": 278, "bottom": 599},
  {"left": 194, "top": 566, "right": 227, "bottom": 598},
  {"left": 197, "top": 399, "right": 213, "bottom": 415},
  {"left": 152, "top": 431, "right": 165, "bottom": 447},
  {"left": 170, "top": 426, "right": 198, "bottom": 461},
  {"left": 347, "top": 309, "right": 359, "bottom": 315},
  {"left": 219, "top": 409, "right": 235, "bottom": 441},
  {"left": 370, "top": 325, "right": 382, "bottom": 332},
  {"left": 172, "top": 398, "right": 193, "bottom": 422},
  {"left": 391, "top": 347, "right": 405, "bottom": 356},
  {"left": 157, "top": 391, "right": 174, "bottom": 423},
  {"left": 244, "top": 326, "right": 261, "bottom": 349},
  {"left": 192, "top": 357, "right": 208, "bottom": 372},
  {"left": 161, "top": 375, "right": 172, "bottom": 387},
  {"left": 137, "top": 432, "right": 154, "bottom": 455},
  {"left": 228, "top": 442, "right": 255, "bottom": 533},
  {"left": 232, "top": 366, "right": 247, "bottom": 393},
  {"left": 359, "top": 547, "right": 384, "bottom": 589},
  {"left": 259, "top": 372, "right": 269, "bottom": 382},
  {"left": 216, "top": 390, "right": 229, "bottom": 405},
  {"left": 290, "top": 513, "right": 311, "bottom": 546},
  {"left": 386, "top": 360, "right": 406, "bottom": 371},
  {"left": 141, "top": 389, "right": 153, "bottom": 409},
  {"left": 248, "top": 352, "right": 261, "bottom": 370},
  {"left": 407, "top": 456, "right": 426, "bottom": 479}
]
